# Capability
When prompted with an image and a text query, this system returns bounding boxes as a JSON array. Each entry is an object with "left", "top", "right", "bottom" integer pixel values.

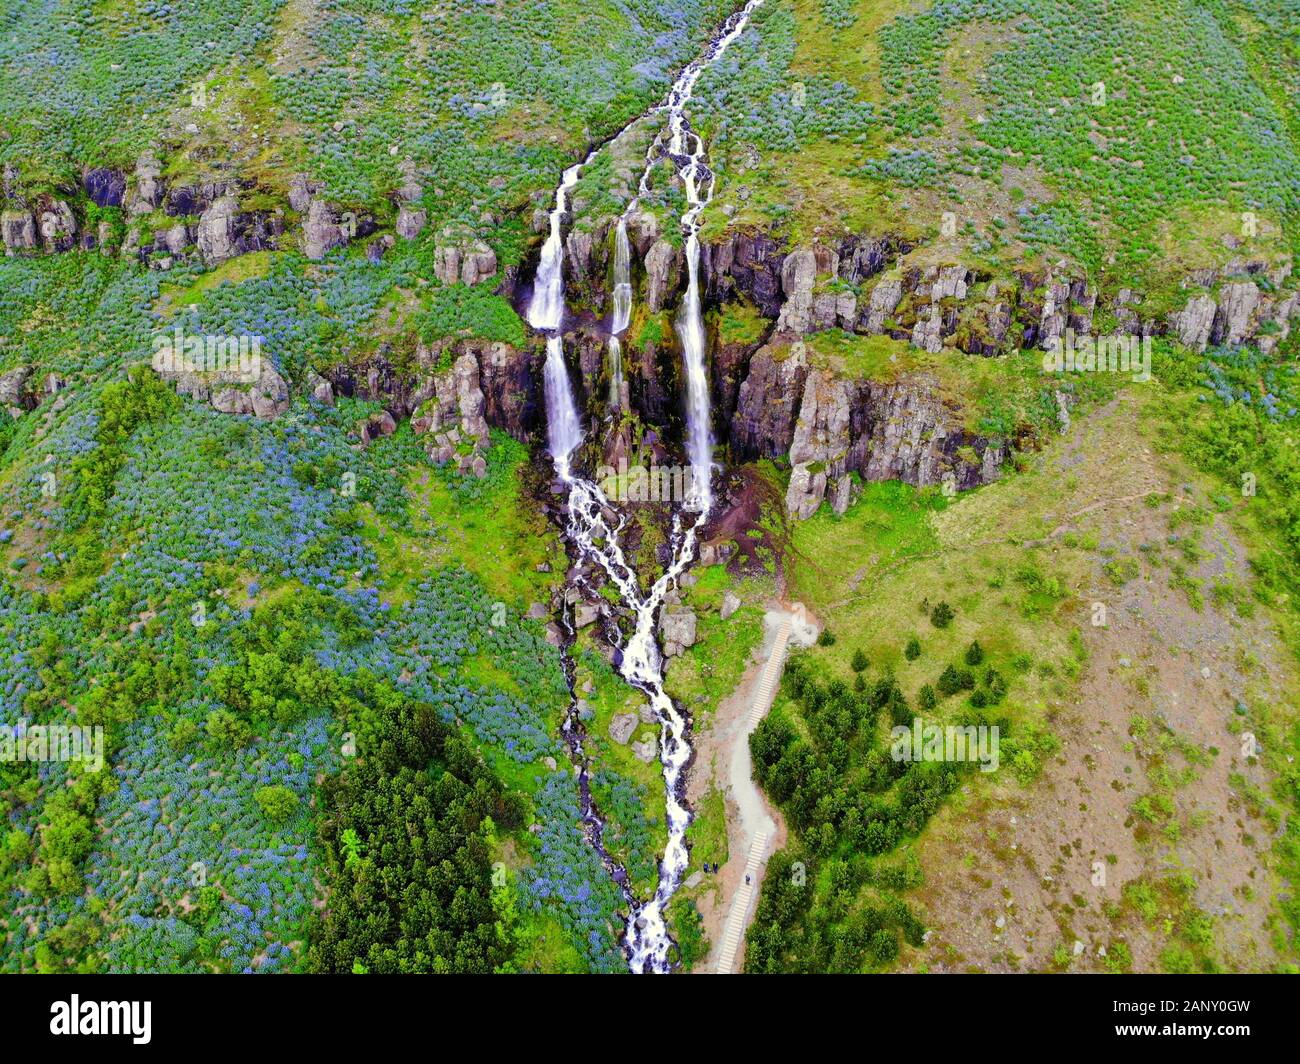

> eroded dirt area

[{"left": 905, "top": 392, "right": 1291, "bottom": 973}]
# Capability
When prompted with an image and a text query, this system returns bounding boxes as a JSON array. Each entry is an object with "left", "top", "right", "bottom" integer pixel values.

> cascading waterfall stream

[
  {"left": 529, "top": 161, "right": 588, "bottom": 471},
  {"left": 526, "top": 0, "right": 764, "bottom": 973},
  {"left": 608, "top": 219, "right": 632, "bottom": 411}
]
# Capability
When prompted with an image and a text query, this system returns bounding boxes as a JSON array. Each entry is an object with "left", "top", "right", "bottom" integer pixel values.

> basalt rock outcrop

[
  {"left": 411, "top": 352, "right": 491, "bottom": 478},
  {"left": 434, "top": 234, "right": 498, "bottom": 286},
  {"left": 322, "top": 336, "right": 539, "bottom": 445},
  {"left": 0, "top": 157, "right": 382, "bottom": 266},
  {"left": 154, "top": 358, "right": 291, "bottom": 421}
]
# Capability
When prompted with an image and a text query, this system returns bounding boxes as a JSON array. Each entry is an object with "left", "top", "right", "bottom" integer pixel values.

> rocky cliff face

[
  {"left": 14, "top": 144, "right": 1297, "bottom": 521},
  {"left": 731, "top": 345, "right": 1004, "bottom": 519},
  {"left": 0, "top": 153, "right": 466, "bottom": 270}
]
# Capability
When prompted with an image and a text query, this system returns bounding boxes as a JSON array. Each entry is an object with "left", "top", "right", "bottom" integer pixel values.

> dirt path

[{"left": 690, "top": 607, "right": 816, "bottom": 972}]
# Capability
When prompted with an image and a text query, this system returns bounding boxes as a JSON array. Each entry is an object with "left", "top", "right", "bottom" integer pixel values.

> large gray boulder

[
  {"left": 609, "top": 712, "right": 638, "bottom": 745},
  {"left": 911, "top": 305, "right": 944, "bottom": 353},
  {"left": 127, "top": 152, "right": 164, "bottom": 215},
  {"left": 658, "top": 606, "right": 697, "bottom": 651},
  {"left": 288, "top": 173, "right": 317, "bottom": 213},
  {"left": 720, "top": 591, "right": 741, "bottom": 620},
  {"left": 460, "top": 243, "right": 496, "bottom": 286},
  {"left": 37, "top": 201, "right": 76, "bottom": 252},
  {"left": 396, "top": 203, "right": 427, "bottom": 240},
  {"left": 0, "top": 366, "right": 34, "bottom": 416}
]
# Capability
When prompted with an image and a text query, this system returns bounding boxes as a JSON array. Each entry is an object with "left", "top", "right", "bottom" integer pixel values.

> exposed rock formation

[
  {"left": 434, "top": 233, "right": 497, "bottom": 285},
  {"left": 644, "top": 239, "right": 679, "bottom": 312},
  {"left": 785, "top": 370, "right": 852, "bottom": 519},
  {"left": 0, "top": 366, "right": 36, "bottom": 417},
  {"left": 155, "top": 358, "right": 290, "bottom": 420},
  {"left": 1, "top": 210, "right": 36, "bottom": 255},
  {"left": 197, "top": 195, "right": 239, "bottom": 264},
  {"left": 730, "top": 345, "right": 810, "bottom": 461},
  {"left": 37, "top": 200, "right": 77, "bottom": 252},
  {"left": 393, "top": 159, "right": 426, "bottom": 240},
  {"left": 126, "top": 153, "right": 164, "bottom": 216},
  {"left": 412, "top": 352, "right": 491, "bottom": 478},
  {"left": 776, "top": 364, "right": 1004, "bottom": 518},
  {"left": 83, "top": 167, "right": 126, "bottom": 208},
  {"left": 302, "top": 199, "right": 345, "bottom": 260},
  {"left": 659, "top": 606, "right": 697, "bottom": 656}
]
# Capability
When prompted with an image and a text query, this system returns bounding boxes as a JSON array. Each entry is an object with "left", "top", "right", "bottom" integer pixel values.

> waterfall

[
  {"left": 676, "top": 220, "right": 712, "bottom": 512},
  {"left": 627, "top": 0, "right": 765, "bottom": 512},
  {"left": 608, "top": 218, "right": 632, "bottom": 410},
  {"left": 544, "top": 335, "right": 584, "bottom": 470},
  {"left": 532, "top": 159, "right": 590, "bottom": 467},
  {"left": 526, "top": 0, "right": 763, "bottom": 974},
  {"left": 528, "top": 162, "right": 583, "bottom": 333}
]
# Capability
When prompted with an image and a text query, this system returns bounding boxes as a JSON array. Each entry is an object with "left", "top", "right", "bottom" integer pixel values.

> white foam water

[{"left": 529, "top": 1, "right": 763, "bottom": 973}]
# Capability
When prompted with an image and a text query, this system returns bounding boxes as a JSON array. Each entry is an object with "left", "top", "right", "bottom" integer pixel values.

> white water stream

[{"left": 526, "top": 0, "right": 763, "bottom": 973}]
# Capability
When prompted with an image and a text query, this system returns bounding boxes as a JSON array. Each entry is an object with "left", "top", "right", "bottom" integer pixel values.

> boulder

[
  {"left": 460, "top": 243, "right": 497, "bottom": 286},
  {"left": 360, "top": 410, "right": 397, "bottom": 442},
  {"left": 659, "top": 606, "right": 697, "bottom": 650},
  {"left": 830, "top": 474, "right": 853, "bottom": 515},
  {"left": 155, "top": 223, "right": 189, "bottom": 255},
  {"left": 97, "top": 220, "right": 116, "bottom": 256},
  {"left": 609, "top": 712, "right": 638, "bottom": 745},
  {"left": 367, "top": 234, "right": 395, "bottom": 262},
  {"left": 395, "top": 158, "right": 422, "bottom": 204},
  {"left": 288, "top": 173, "right": 318, "bottom": 213},
  {"left": 396, "top": 203, "right": 426, "bottom": 240},
  {"left": 249, "top": 362, "right": 291, "bottom": 419},
  {"left": 127, "top": 152, "right": 164, "bottom": 215},
  {"left": 932, "top": 265, "right": 970, "bottom": 301},
  {"left": 720, "top": 591, "right": 741, "bottom": 620},
  {"left": 307, "top": 371, "right": 334, "bottom": 405},
  {"left": 0, "top": 366, "right": 34, "bottom": 416},
  {"left": 207, "top": 363, "right": 290, "bottom": 420},
  {"left": 862, "top": 277, "right": 903, "bottom": 334},
  {"left": 631, "top": 736, "right": 658, "bottom": 764},
  {"left": 434, "top": 244, "right": 461, "bottom": 285},
  {"left": 911, "top": 305, "right": 944, "bottom": 354}
]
